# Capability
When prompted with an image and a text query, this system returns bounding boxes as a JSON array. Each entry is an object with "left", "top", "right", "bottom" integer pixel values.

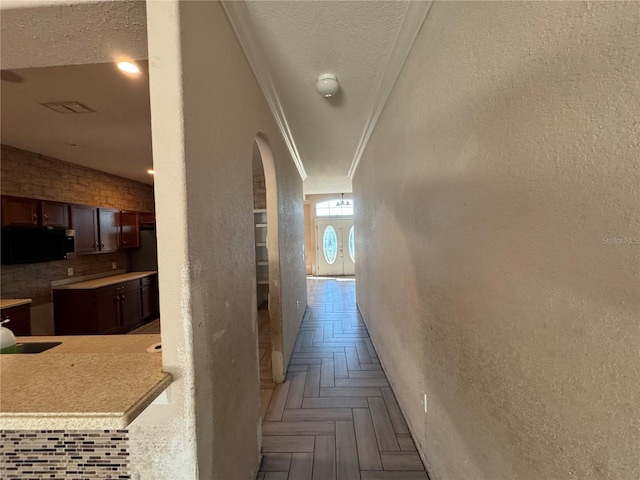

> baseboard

[{"left": 356, "top": 301, "right": 433, "bottom": 480}]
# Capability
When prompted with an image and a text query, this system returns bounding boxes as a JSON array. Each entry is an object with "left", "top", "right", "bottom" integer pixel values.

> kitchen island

[
  {"left": 53, "top": 271, "right": 159, "bottom": 335},
  {"left": 0, "top": 334, "right": 170, "bottom": 429}
]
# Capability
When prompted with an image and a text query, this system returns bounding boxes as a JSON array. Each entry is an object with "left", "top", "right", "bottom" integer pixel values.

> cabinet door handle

[
  {"left": 33, "top": 214, "right": 38, "bottom": 223},
  {"left": 122, "top": 240, "right": 127, "bottom": 245},
  {"left": 121, "top": 294, "right": 126, "bottom": 300},
  {"left": 44, "top": 214, "right": 49, "bottom": 220}
]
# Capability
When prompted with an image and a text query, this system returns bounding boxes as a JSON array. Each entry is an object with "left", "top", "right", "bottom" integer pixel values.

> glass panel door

[{"left": 316, "top": 218, "right": 354, "bottom": 276}]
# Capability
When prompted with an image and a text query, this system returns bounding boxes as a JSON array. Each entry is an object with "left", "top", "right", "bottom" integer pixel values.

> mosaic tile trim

[{"left": 0, "top": 430, "right": 130, "bottom": 479}]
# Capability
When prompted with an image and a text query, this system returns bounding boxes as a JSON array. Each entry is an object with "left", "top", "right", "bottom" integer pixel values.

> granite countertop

[
  {"left": 52, "top": 271, "right": 157, "bottom": 290},
  {"left": 0, "top": 334, "right": 171, "bottom": 429},
  {"left": 0, "top": 299, "right": 33, "bottom": 309}
]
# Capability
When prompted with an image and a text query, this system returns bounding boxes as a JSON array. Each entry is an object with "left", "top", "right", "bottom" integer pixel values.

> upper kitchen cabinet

[
  {"left": 70, "top": 204, "right": 99, "bottom": 253},
  {"left": 98, "top": 208, "right": 120, "bottom": 252},
  {"left": 1, "top": 196, "right": 70, "bottom": 229},
  {"left": 139, "top": 211, "right": 156, "bottom": 227},
  {"left": 1, "top": 196, "right": 39, "bottom": 227},
  {"left": 70, "top": 206, "right": 121, "bottom": 254},
  {"left": 120, "top": 211, "right": 140, "bottom": 249},
  {"left": 41, "top": 201, "right": 70, "bottom": 228}
]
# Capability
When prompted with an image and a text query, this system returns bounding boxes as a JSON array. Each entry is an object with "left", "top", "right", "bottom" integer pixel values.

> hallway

[{"left": 258, "top": 278, "right": 428, "bottom": 480}]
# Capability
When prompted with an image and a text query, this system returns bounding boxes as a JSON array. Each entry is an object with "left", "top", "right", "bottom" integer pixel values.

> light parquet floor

[{"left": 258, "top": 277, "right": 427, "bottom": 480}]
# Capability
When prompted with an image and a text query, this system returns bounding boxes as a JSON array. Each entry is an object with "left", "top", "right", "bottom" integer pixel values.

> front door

[{"left": 316, "top": 218, "right": 355, "bottom": 276}]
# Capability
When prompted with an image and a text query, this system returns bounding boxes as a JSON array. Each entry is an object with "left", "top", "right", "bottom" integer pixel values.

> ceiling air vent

[{"left": 40, "top": 101, "right": 95, "bottom": 114}]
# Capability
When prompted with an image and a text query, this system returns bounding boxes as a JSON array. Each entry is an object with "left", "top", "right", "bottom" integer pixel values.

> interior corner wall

[
  {"left": 131, "top": 1, "right": 306, "bottom": 479},
  {"left": 354, "top": 2, "right": 639, "bottom": 480}
]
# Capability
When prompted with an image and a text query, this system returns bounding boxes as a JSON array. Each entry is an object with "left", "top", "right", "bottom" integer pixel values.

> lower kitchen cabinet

[
  {"left": 0, "top": 304, "right": 31, "bottom": 336},
  {"left": 53, "top": 274, "right": 159, "bottom": 335},
  {"left": 140, "top": 276, "right": 159, "bottom": 322}
]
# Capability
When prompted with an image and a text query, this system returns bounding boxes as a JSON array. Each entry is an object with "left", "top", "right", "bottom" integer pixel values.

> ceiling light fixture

[
  {"left": 336, "top": 193, "right": 350, "bottom": 207},
  {"left": 316, "top": 73, "right": 339, "bottom": 97},
  {"left": 147, "top": 169, "right": 155, "bottom": 175},
  {"left": 117, "top": 61, "right": 140, "bottom": 74}
]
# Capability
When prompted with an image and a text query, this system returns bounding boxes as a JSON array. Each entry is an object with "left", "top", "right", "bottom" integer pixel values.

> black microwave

[{"left": 1, "top": 227, "right": 75, "bottom": 265}]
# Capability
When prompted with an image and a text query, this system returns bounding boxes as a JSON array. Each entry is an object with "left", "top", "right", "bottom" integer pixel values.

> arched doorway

[{"left": 252, "top": 133, "right": 285, "bottom": 385}]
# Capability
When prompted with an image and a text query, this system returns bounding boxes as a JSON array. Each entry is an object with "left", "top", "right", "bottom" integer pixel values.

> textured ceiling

[
  {"left": 1, "top": 0, "right": 147, "bottom": 70},
  {"left": 1, "top": 0, "right": 427, "bottom": 194},
  {"left": 1, "top": 62, "right": 154, "bottom": 184},
  {"left": 231, "top": 1, "right": 411, "bottom": 194},
  {"left": 245, "top": 1, "right": 406, "bottom": 176}
]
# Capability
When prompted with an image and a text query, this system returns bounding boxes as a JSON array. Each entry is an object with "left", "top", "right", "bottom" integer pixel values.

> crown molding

[
  {"left": 222, "top": 1, "right": 307, "bottom": 180},
  {"left": 347, "top": 0, "right": 432, "bottom": 179}
]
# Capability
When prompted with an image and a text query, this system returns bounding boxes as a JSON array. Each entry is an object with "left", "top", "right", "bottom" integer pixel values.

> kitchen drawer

[
  {"left": 140, "top": 275, "right": 156, "bottom": 287},
  {"left": 97, "top": 280, "right": 140, "bottom": 298}
]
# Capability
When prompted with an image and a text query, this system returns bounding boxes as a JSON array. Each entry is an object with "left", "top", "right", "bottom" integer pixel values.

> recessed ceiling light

[
  {"left": 117, "top": 61, "right": 140, "bottom": 74},
  {"left": 147, "top": 169, "right": 155, "bottom": 175}
]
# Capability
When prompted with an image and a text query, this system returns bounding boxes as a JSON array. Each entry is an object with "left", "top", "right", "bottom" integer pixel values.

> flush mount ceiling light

[
  {"left": 316, "top": 73, "right": 339, "bottom": 97},
  {"left": 117, "top": 61, "right": 140, "bottom": 74}
]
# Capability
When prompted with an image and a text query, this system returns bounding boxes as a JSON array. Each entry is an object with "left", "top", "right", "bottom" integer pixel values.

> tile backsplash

[{"left": 0, "top": 430, "right": 130, "bottom": 479}]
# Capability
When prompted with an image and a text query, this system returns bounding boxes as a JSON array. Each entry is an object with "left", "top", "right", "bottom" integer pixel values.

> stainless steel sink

[{"left": 12, "top": 341, "right": 62, "bottom": 354}]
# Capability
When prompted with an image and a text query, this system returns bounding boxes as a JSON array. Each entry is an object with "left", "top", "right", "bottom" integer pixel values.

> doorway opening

[
  {"left": 316, "top": 218, "right": 355, "bottom": 276},
  {"left": 305, "top": 195, "right": 355, "bottom": 276},
  {"left": 252, "top": 134, "right": 286, "bottom": 404}
]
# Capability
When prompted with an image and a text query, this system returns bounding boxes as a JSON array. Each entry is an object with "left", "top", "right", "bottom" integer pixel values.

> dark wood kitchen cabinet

[
  {"left": 120, "top": 211, "right": 140, "bottom": 249},
  {"left": 70, "top": 206, "right": 120, "bottom": 254},
  {"left": 139, "top": 211, "right": 156, "bottom": 227},
  {"left": 53, "top": 274, "right": 159, "bottom": 335},
  {"left": 70, "top": 204, "right": 99, "bottom": 253},
  {"left": 0, "top": 303, "right": 31, "bottom": 336},
  {"left": 94, "top": 280, "right": 141, "bottom": 334},
  {"left": 1, "top": 196, "right": 70, "bottom": 229},
  {"left": 98, "top": 208, "right": 120, "bottom": 252},
  {"left": 1, "top": 196, "right": 39, "bottom": 227},
  {"left": 140, "top": 275, "right": 159, "bottom": 321},
  {"left": 41, "top": 201, "right": 69, "bottom": 228}
]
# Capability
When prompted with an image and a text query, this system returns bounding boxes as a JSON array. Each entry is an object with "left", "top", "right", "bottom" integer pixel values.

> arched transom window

[{"left": 315, "top": 199, "right": 354, "bottom": 217}]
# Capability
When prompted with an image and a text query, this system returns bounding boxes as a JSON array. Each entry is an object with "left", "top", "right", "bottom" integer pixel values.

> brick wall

[
  {"left": 253, "top": 174, "right": 266, "bottom": 209},
  {"left": 1, "top": 145, "right": 155, "bottom": 306}
]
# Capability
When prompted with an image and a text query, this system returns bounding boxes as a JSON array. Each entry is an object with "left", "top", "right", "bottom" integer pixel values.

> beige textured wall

[
  {"left": 130, "top": 2, "right": 307, "bottom": 479},
  {"left": 354, "top": 2, "right": 639, "bottom": 480},
  {"left": 1, "top": 145, "right": 154, "bottom": 306}
]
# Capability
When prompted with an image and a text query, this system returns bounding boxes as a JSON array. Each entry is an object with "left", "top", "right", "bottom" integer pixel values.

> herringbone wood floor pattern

[{"left": 258, "top": 278, "right": 427, "bottom": 480}]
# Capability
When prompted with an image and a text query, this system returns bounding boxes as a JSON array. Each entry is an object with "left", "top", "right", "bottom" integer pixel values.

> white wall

[
  {"left": 355, "top": 2, "right": 639, "bottom": 480},
  {"left": 130, "top": 2, "right": 307, "bottom": 478}
]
